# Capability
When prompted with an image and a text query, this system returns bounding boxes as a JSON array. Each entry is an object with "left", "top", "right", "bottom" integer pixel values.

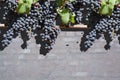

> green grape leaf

[
  {"left": 69, "top": 0, "right": 75, "bottom": 2},
  {"left": 70, "top": 13, "right": 75, "bottom": 24},
  {"left": 25, "top": 4, "right": 31, "bottom": 14},
  {"left": 109, "top": 0, "right": 116, "bottom": 5},
  {"left": 16, "top": 0, "right": 33, "bottom": 14},
  {"left": 99, "top": 6, "right": 111, "bottom": 15},
  {"left": 16, "top": 3, "right": 27, "bottom": 14},
  {"left": 18, "top": 0, "right": 24, "bottom": 4},
  {"left": 99, "top": 0, "right": 116, "bottom": 15},
  {"left": 27, "top": 0, "right": 33, "bottom": 4},
  {"left": 61, "top": 13, "right": 70, "bottom": 24},
  {"left": 118, "top": 0, "right": 120, "bottom": 2},
  {"left": 58, "top": 8, "right": 70, "bottom": 24},
  {"left": 116, "top": 0, "right": 120, "bottom": 4}
]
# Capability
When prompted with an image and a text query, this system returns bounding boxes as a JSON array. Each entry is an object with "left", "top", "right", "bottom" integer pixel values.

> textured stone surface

[{"left": 0, "top": 32, "right": 120, "bottom": 80}]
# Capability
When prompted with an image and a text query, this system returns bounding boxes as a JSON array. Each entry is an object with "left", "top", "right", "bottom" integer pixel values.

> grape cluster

[
  {"left": 64, "top": 0, "right": 120, "bottom": 51},
  {"left": 0, "top": 0, "right": 60, "bottom": 55},
  {"left": 76, "top": 0, "right": 120, "bottom": 51},
  {"left": 35, "top": 3, "right": 60, "bottom": 55}
]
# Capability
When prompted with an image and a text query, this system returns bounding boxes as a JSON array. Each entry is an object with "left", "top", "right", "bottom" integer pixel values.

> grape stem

[{"left": 117, "top": 4, "right": 120, "bottom": 8}]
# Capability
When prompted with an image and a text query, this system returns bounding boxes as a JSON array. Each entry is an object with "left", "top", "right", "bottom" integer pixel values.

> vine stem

[{"left": 59, "top": 0, "right": 69, "bottom": 9}]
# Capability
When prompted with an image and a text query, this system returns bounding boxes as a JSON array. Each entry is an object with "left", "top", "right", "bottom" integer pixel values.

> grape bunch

[
  {"left": 74, "top": 0, "right": 120, "bottom": 51},
  {"left": 65, "top": 0, "right": 120, "bottom": 51},
  {"left": 35, "top": 3, "right": 60, "bottom": 55},
  {"left": 0, "top": 0, "right": 60, "bottom": 55}
]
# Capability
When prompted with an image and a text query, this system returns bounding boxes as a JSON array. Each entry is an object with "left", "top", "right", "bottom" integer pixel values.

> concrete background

[{"left": 0, "top": 31, "right": 120, "bottom": 80}]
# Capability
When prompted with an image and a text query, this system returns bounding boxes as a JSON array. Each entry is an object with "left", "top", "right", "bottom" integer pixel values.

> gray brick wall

[{"left": 0, "top": 31, "right": 120, "bottom": 80}]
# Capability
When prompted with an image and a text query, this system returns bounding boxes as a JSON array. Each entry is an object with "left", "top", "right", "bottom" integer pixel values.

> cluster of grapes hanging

[
  {"left": 69, "top": 0, "right": 120, "bottom": 51},
  {"left": 0, "top": 0, "right": 60, "bottom": 55}
]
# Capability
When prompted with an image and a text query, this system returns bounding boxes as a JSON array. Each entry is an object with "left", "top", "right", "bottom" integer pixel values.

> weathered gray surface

[{"left": 0, "top": 32, "right": 120, "bottom": 80}]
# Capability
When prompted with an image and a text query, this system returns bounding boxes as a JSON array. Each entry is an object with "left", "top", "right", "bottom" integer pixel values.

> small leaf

[
  {"left": 17, "top": 3, "right": 27, "bottom": 14},
  {"left": 58, "top": 8, "right": 70, "bottom": 24},
  {"left": 70, "top": 13, "right": 75, "bottom": 23},
  {"left": 102, "top": 6, "right": 110, "bottom": 15},
  {"left": 27, "top": 0, "right": 33, "bottom": 4},
  {"left": 19, "top": 0, "right": 24, "bottom": 4},
  {"left": 69, "top": 0, "right": 75, "bottom": 2},
  {"left": 61, "top": 13, "right": 70, "bottom": 24},
  {"left": 99, "top": 0, "right": 116, "bottom": 15},
  {"left": 116, "top": 0, "right": 120, "bottom": 4},
  {"left": 16, "top": 0, "right": 33, "bottom": 14}
]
